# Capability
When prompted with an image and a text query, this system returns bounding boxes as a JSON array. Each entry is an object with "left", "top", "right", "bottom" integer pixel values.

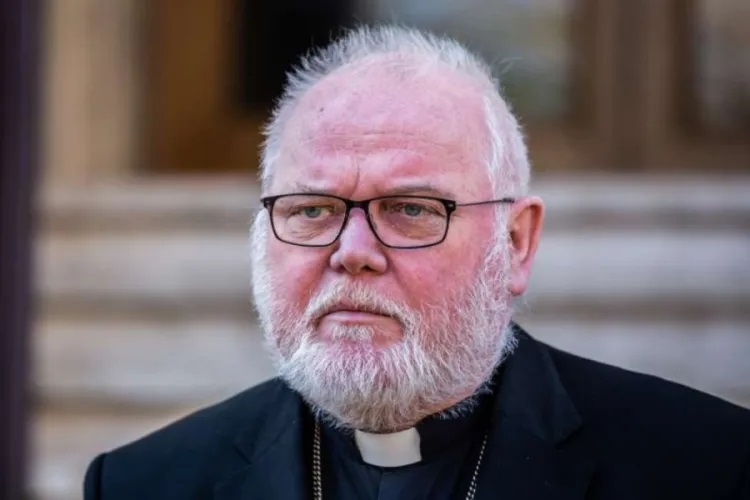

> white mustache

[{"left": 305, "top": 284, "right": 411, "bottom": 326}]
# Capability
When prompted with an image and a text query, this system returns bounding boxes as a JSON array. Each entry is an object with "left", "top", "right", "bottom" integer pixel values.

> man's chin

[
  {"left": 316, "top": 317, "right": 405, "bottom": 349},
  {"left": 317, "top": 338, "right": 394, "bottom": 357}
]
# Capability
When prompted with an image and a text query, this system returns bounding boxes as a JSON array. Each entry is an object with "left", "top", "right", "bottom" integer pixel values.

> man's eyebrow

[{"left": 384, "top": 184, "right": 456, "bottom": 199}]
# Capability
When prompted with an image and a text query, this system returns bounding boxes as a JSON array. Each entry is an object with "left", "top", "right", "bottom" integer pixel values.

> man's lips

[
  {"left": 317, "top": 304, "right": 393, "bottom": 318},
  {"left": 323, "top": 310, "right": 391, "bottom": 321},
  {"left": 315, "top": 306, "right": 396, "bottom": 325}
]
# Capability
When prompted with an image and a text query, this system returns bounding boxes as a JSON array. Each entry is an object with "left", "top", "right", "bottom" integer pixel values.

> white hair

[{"left": 260, "top": 24, "right": 531, "bottom": 200}]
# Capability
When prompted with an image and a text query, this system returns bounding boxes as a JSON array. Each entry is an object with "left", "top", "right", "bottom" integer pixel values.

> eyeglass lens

[{"left": 270, "top": 195, "right": 449, "bottom": 247}]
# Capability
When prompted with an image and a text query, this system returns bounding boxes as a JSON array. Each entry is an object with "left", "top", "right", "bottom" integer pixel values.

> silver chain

[
  {"left": 312, "top": 421, "right": 488, "bottom": 500},
  {"left": 313, "top": 422, "right": 323, "bottom": 500}
]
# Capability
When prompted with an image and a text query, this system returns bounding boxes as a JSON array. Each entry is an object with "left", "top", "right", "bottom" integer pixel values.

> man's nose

[{"left": 329, "top": 209, "right": 388, "bottom": 275}]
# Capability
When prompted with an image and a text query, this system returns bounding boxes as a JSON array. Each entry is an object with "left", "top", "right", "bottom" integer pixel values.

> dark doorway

[{"left": 236, "top": 0, "right": 354, "bottom": 112}]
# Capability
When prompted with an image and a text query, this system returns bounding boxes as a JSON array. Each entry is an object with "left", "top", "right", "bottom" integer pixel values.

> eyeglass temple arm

[{"left": 455, "top": 197, "right": 516, "bottom": 207}]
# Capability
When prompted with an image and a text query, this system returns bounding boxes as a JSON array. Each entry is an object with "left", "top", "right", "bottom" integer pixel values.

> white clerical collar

[{"left": 354, "top": 427, "right": 421, "bottom": 467}]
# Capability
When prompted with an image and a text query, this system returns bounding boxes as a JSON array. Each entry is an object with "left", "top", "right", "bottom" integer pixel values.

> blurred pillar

[
  {"left": 582, "top": 0, "right": 688, "bottom": 170},
  {"left": 43, "top": 0, "right": 143, "bottom": 184},
  {"left": 0, "top": 0, "right": 40, "bottom": 498},
  {"left": 614, "top": 0, "right": 682, "bottom": 169},
  {"left": 580, "top": 0, "right": 619, "bottom": 166}
]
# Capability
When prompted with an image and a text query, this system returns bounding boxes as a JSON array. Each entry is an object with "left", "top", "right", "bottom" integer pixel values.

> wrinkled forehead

[{"left": 279, "top": 56, "right": 492, "bottom": 173}]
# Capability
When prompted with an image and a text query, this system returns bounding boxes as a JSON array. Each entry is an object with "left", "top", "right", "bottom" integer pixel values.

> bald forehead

[{"left": 282, "top": 56, "right": 491, "bottom": 165}]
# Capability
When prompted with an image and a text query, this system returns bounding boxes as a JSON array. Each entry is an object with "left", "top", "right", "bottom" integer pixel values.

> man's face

[{"left": 251, "top": 60, "right": 517, "bottom": 431}]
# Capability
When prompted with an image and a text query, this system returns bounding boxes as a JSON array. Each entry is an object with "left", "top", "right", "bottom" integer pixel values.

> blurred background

[{"left": 1, "top": 0, "right": 748, "bottom": 498}]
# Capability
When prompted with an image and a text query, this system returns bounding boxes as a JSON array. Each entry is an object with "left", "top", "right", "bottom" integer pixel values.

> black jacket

[{"left": 84, "top": 327, "right": 750, "bottom": 499}]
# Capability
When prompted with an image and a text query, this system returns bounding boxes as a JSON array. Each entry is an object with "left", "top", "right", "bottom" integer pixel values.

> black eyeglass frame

[{"left": 260, "top": 192, "right": 516, "bottom": 249}]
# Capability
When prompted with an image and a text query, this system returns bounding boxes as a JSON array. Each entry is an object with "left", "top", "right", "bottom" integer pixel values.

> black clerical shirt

[{"left": 319, "top": 390, "right": 494, "bottom": 500}]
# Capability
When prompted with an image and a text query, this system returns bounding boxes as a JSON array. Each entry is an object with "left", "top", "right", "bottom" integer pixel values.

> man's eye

[
  {"left": 401, "top": 204, "right": 425, "bottom": 217},
  {"left": 389, "top": 202, "right": 441, "bottom": 217},
  {"left": 290, "top": 205, "right": 331, "bottom": 218},
  {"left": 303, "top": 206, "right": 323, "bottom": 218}
]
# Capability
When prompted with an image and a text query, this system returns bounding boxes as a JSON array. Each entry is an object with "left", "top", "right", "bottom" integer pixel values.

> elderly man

[{"left": 84, "top": 26, "right": 749, "bottom": 499}]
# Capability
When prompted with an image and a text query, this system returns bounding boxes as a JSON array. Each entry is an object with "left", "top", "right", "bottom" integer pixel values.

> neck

[
  {"left": 381, "top": 385, "right": 490, "bottom": 433},
  {"left": 317, "top": 380, "right": 496, "bottom": 468}
]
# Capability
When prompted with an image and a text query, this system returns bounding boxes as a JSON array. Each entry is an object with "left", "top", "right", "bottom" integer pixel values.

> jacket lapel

[
  {"left": 213, "top": 381, "right": 310, "bottom": 500},
  {"left": 476, "top": 328, "right": 596, "bottom": 500}
]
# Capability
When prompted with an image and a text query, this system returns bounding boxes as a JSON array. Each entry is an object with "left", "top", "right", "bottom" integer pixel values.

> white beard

[{"left": 250, "top": 214, "right": 516, "bottom": 432}]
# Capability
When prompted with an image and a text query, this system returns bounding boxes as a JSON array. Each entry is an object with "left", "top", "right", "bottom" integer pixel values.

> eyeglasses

[{"left": 261, "top": 193, "right": 515, "bottom": 249}]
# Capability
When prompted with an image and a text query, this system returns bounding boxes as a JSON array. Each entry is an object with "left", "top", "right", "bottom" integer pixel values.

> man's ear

[{"left": 507, "top": 196, "right": 544, "bottom": 296}]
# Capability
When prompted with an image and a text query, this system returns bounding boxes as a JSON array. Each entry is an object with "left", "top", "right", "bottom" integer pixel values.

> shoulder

[
  {"left": 546, "top": 343, "right": 750, "bottom": 432},
  {"left": 542, "top": 341, "right": 750, "bottom": 495},
  {"left": 84, "top": 377, "right": 295, "bottom": 499},
  {"left": 112, "top": 377, "right": 291, "bottom": 457}
]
